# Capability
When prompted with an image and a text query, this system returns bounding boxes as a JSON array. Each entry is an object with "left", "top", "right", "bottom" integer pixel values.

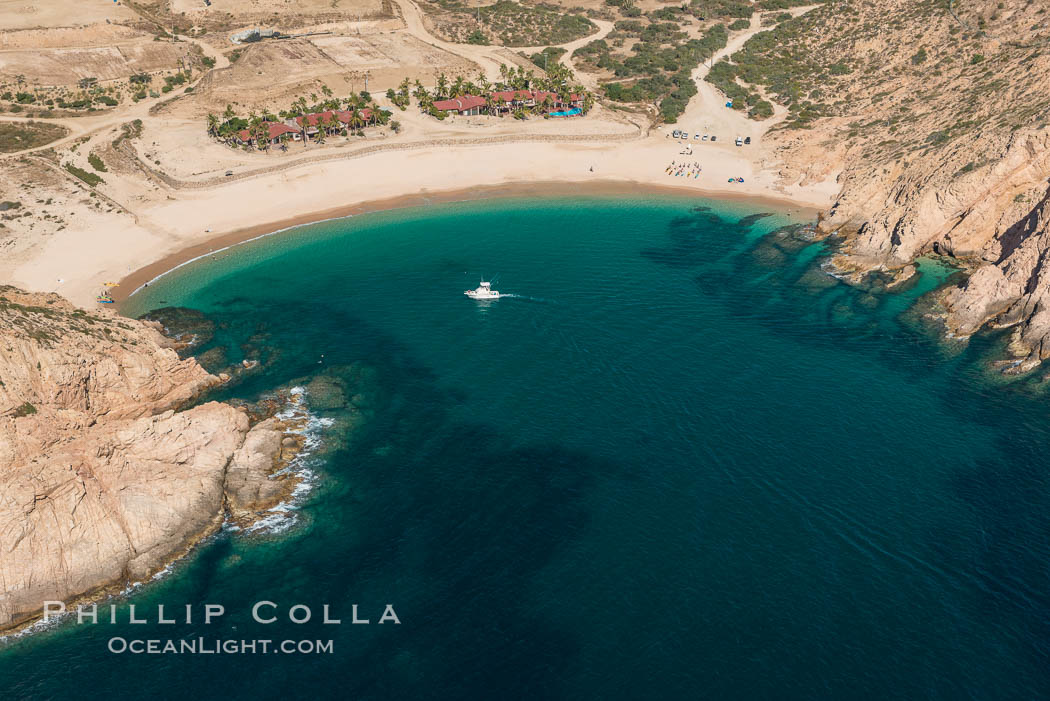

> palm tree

[
  {"left": 436, "top": 73, "right": 449, "bottom": 99},
  {"left": 498, "top": 63, "right": 509, "bottom": 86},
  {"left": 314, "top": 116, "right": 327, "bottom": 144},
  {"left": 540, "top": 94, "right": 554, "bottom": 115},
  {"left": 348, "top": 107, "right": 366, "bottom": 133},
  {"left": 452, "top": 75, "right": 465, "bottom": 98},
  {"left": 253, "top": 121, "right": 268, "bottom": 152},
  {"left": 217, "top": 121, "right": 233, "bottom": 145},
  {"left": 223, "top": 103, "right": 235, "bottom": 120},
  {"left": 206, "top": 112, "right": 219, "bottom": 136}
]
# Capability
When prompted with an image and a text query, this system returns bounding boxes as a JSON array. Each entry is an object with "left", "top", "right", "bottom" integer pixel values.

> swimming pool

[{"left": 549, "top": 107, "right": 582, "bottom": 117}]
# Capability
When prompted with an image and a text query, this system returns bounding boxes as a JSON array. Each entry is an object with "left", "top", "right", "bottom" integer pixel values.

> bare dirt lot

[
  {"left": 170, "top": 0, "right": 389, "bottom": 22},
  {"left": 0, "top": 24, "right": 146, "bottom": 50},
  {"left": 0, "top": 41, "right": 194, "bottom": 86},
  {"left": 193, "top": 33, "right": 477, "bottom": 112},
  {"left": 0, "top": 0, "right": 138, "bottom": 30}
]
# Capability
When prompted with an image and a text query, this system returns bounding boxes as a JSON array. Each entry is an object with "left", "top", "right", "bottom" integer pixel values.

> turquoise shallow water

[{"left": 4, "top": 195, "right": 1050, "bottom": 699}]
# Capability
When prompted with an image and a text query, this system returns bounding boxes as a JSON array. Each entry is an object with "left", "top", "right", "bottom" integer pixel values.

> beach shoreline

[{"left": 113, "top": 178, "right": 822, "bottom": 310}]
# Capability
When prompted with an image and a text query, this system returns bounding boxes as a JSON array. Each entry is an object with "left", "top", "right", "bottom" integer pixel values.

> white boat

[{"left": 465, "top": 279, "right": 500, "bottom": 300}]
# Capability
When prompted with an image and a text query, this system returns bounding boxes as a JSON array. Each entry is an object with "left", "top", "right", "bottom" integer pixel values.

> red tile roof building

[
  {"left": 236, "top": 122, "right": 300, "bottom": 145},
  {"left": 432, "top": 96, "right": 488, "bottom": 115},
  {"left": 433, "top": 90, "right": 584, "bottom": 116}
]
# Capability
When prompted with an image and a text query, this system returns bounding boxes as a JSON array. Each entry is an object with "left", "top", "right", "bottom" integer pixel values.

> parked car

[
  {"left": 702, "top": 134, "right": 709, "bottom": 141},
  {"left": 744, "top": 136, "right": 752, "bottom": 145},
  {"left": 672, "top": 130, "right": 681, "bottom": 139},
  {"left": 710, "top": 135, "right": 717, "bottom": 142},
  {"left": 735, "top": 137, "right": 743, "bottom": 146},
  {"left": 694, "top": 132, "right": 701, "bottom": 140},
  {"left": 225, "top": 170, "right": 234, "bottom": 176}
]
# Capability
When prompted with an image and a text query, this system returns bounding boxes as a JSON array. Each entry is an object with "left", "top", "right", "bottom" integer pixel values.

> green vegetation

[
  {"left": 12, "top": 402, "right": 37, "bottom": 418},
  {"left": 210, "top": 86, "right": 392, "bottom": 149},
  {"left": 112, "top": 119, "right": 143, "bottom": 147},
  {"left": 579, "top": 22, "right": 729, "bottom": 123},
  {"left": 0, "top": 121, "right": 68, "bottom": 153},
  {"left": 526, "top": 47, "right": 566, "bottom": 71},
  {"left": 422, "top": 0, "right": 595, "bottom": 47},
  {"left": 686, "top": 0, "right": 753, "bottom": 19},
  {"left": 755, "top": 0, "right": 816, "bottom": 8},
  {"left": 729, "top": 19, "right": 750, "bottom": 30},
  {"left": 411, "top": 63, "right": 594, "bottom": 120},
  {"left": 63, "top": 163, "right": 104, "bottom": 187},
  {"left": 703, "top": 8, "right": 838, "bottom": 126},
  {"left": 88, "top": 153, "right": 107, "bottom": 172}
]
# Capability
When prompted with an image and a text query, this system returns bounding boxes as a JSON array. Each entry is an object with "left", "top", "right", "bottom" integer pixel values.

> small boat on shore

[{"left": 465, "top": 280, "right": 500, "bottom": 300}]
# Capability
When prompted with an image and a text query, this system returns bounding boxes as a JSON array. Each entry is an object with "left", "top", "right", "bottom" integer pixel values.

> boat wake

[{"left": 498, "top": 293, "right": 554, "bottom": 303}]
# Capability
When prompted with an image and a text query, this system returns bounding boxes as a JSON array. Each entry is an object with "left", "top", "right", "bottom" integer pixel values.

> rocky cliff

[
  {"left": 734, "top": 0, "right": 1050, "bottom": 369},
  {"left": 0, "top": 287, "right": 299, "bottom": 633}
]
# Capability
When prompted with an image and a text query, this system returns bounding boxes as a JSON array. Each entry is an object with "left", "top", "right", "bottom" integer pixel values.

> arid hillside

[{"left": 711, "top": 0, "right": 1050, "bottom": 370}]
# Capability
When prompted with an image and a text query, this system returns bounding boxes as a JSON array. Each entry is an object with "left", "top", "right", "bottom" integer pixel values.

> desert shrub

[
  {"left": 63, "top": 162, "right": 104, "bottom": 187},
  {"left": 12, "top": 402, "right": 37, "bottom": 418}
]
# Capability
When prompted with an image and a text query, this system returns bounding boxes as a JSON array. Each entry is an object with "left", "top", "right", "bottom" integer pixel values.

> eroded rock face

[
  {"left": 747, "top": 0, "right": 1050, "bottom": 367},
  {"left": 0, "top": 287, "right": 296, "bottom": 632},
  {"left": 939, "top": 190, "right": 1050, "bottom": 372}
]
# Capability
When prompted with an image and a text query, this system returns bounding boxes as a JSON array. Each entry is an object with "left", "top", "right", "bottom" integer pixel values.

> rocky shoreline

[{"left": 0, "top": 286, "right": 310, "bottom": 635}]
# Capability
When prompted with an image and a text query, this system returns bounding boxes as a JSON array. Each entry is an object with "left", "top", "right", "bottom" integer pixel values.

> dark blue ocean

[{"left": 4, "top": 195, "right": 1050, "bottom": 699}]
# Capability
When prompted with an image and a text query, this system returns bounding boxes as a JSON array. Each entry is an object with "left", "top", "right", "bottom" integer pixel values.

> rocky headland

[
  {"left": 717, "top": 0, "right": 1050, "bottom": 372},
  {"left": 0, "top": 286, "right": 303, "bottom": 634}
]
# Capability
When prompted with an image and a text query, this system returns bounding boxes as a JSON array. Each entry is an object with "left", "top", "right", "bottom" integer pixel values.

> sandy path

[
  {"left": 677, "top": 6, "right": 819, "bottom": 145},
  {"left": 0, "top": 29, "right": 227, "bottom": 160},
  {"left": 391, "top": 0, "right": 611, "bottom": 83},
  {"left": 392, "top": 0, "right": 505, "bottom": 80},
  {"left": 516, "top": 18, "right": 614, "bottom": 89}
]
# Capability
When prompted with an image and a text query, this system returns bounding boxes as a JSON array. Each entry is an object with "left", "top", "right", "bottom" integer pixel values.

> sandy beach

[
  {"left": 0, "top": 2, "right": 838, "bottom": 311},
  {"left": 6, "top": 133, "right": 838, "bottom": 310},
  {"left": 112, "top": 178, "right": 824, "bottom": 306}
]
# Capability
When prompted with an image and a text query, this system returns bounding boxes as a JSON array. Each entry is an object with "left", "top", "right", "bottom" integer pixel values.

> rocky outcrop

[
  {"left": 939, "top": 188, "right": 1050, "bottom": 372},
  {"left": 0, "top": 287, "right": 300, "bottom": 633},
  {"left": 752, "top": 0, "right": 1050, "bottom": 368}
]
